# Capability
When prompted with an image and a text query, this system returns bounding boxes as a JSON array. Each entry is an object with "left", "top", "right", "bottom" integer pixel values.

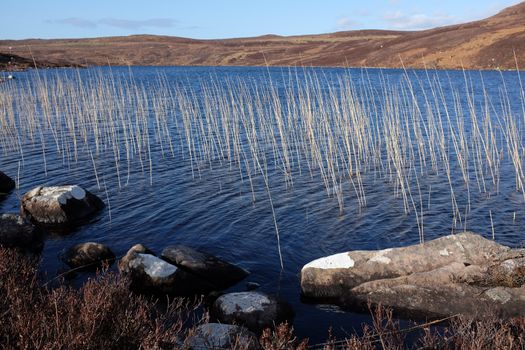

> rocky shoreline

[
  {"left": 301, "top": 233, "right": 525, "bottom": 319},
  {"left": 0, "top": 170, "right": 295, "bottom": 348},
  {"left": 1, "top": 168, "right": 525, "bottom": 348}
]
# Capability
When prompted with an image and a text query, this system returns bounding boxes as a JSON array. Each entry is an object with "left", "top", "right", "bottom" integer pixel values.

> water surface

[{"left": 1, "top": 66, "right": 524, "bottom": 342}]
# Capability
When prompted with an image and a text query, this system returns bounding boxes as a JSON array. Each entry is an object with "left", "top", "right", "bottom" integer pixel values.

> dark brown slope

[
  {"left": 1, "top": 2, "right": 524, "bottom": 70},
  {"left": 0, "top": 52, "right": 77, "bottom": 71}
]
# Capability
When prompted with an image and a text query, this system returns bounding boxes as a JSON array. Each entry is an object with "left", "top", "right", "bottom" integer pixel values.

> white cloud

[{"left": 382, "top": 11, "right": 456, "bottom": 30}]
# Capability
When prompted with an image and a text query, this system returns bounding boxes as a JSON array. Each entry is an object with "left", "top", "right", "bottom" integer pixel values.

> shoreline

[{"left": 1, "top": 62, "right": 523, "bottom": 73}]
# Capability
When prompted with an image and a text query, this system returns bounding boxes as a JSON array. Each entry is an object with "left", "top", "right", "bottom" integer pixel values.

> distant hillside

[
  {"left": 0, "top": 52, "right": 73, "bottom": 71},
  {"left": 1, "top": 2, "right": 525, "bottom": 70}
]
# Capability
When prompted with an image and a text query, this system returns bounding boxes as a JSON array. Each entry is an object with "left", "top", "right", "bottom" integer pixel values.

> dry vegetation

[
  {"left": 1, "top": 2, "right": 525, "bottom": 70},
  {"left": 0, "top": 248, "right": 197, "bottom": 349},
  {"left": 1, "top": 246, "right": 524, "bottom": 349}
]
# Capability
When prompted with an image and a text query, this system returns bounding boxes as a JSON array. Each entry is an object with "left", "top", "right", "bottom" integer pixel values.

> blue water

[{"left": 1, "top": 66, "right": 525, "bottom": 343}]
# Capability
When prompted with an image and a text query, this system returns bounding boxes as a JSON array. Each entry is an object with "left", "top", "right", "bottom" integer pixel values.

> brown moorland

[
  {"left": 0, "top": 2, "right": 525, "bottom": 70},
  {"left": 0, "top": 52, "right": 73, "bottom": 71}
]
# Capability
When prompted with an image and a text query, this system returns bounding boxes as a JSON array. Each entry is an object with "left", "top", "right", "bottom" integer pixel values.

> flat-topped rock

[
  {"left": 185, "top": 323, "right": 260, "bottom": 350},
  {"left": 301, "top": 232, "right": 509, "bottom": 298},
  {"left": 0, "top": 213, "right": 43, "bottom": 253},
  {"left": 213, "top": 291, "right": 293, "bottom": 333},
  {"left": 301, "top": 232, "right": 525, "bottom": 319},
  {"left": 0, "top": 171, "right": 15, "bottom": 195},
  {"left": 20, "top": 185, "right": 104, "bottom": 229},
  {"left": 63, "top": 242, "right": 115, "bottom": 269},
  {"left": 161, "top": 245, "right": 249, "bottom": 290}
]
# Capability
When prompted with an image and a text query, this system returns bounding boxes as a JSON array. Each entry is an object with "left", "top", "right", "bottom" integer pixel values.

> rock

[
  {"left": 301, "top": 232, "right": 509, "bottom": 298},
  {"left": 213, "top": 291, "right": 293, "bottom": 333},
  {"left": 161, "top": 245, "right": 249, "bottom": 290},
  {"left": 124, "top": 252, "right": 179, "bottom": 294},
  {"left": 63, "top": 242, "right": 115, "bottom": 269},
  {"left": 0, "top": 213, "right": 43, "bottom": 253},
  {"left": 118, "top": 244, "right": 154, "bottom": 272},
  {"left": 20, "top": 185, "right": 104, "bottom": 229},
  {"left": 301, "top": 232, "right": 525, "bottom": 319},
  {"left": 185, "top": 323, "right": 260, "bottom": 350},
  {"left": 0, "top": 171, "right": 15, "bottom": 194},
  {"left": 119, "top": 245, "right": 214, "bottom": 296}
]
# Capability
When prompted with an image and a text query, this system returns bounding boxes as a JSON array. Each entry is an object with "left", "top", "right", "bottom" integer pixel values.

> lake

[{"left": 1, "top": 66, "right": 524, "bottom": 343}]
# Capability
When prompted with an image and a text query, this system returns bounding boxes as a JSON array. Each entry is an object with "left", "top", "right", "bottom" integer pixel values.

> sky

[{"left": 1, "top": 0, "right": 522, "bottom": 40}]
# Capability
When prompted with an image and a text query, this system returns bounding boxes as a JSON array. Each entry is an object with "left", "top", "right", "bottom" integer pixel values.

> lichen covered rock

[
  {"left": 20, "top": 185, "right": 104, "bottom": 228},
  {"left": 119, "top": 245, "right": 214, "bottom": 295},
  {"left": 213, "top": 291, "right": 293, "bottom": 333},
  {"left": 301, "top": 232, "right": 525, "bottom": 319}
]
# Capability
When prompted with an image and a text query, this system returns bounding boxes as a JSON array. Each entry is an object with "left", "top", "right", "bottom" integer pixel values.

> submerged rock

[
  {"left": 161, "top": 245, "right": 249, "bottom": 290},
  {"left": 0, "top": 213, "right": 43, "bottom": 253},
  {"left": 63, "top": 242, "right": 115, "bottom": 269},
  {"left": 185, "top": 323, "right": 260, "bottom": 350},
  {"left": 0, "top": 171, "right": 15, "bottom": 195},
  {"left": 20, "top": 185, "right": 104, "bottom": 229},
  {"left": 119, "top": 245, "right": 214, "bottom": 295},
  {"left": 301, "top": 232, "right": 525, "bottom": 319},
  {"left": 213, "top": 291, "right": 294, "bottom": 333}
]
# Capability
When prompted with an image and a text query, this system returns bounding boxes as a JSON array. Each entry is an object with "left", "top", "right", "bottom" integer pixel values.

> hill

[
  {"left": 0, "top": 52, "right": 79, "bottom": 71},
  {"left": 1, "top": 2, "right": 525, "bottom": 70}
]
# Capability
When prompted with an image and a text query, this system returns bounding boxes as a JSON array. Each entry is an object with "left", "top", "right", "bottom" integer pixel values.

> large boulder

[
  {"left": 20, "top": 185, "right": 104, "bottom": 229},
  {"left": 63, "top": 242, "right": 115, "bottom": 269},
  {"left": 301, "top": 232, "right": 525, "bottom": 319},
  {"left": 0, "top": 171, "right": 15, "bottom": 194},
  {"left": 213, "top": 291, "right": 293, "bottom": 333},
  {"left": 119, "top": 245, "right": 214, "bottom": 295},
  {"left": 0, "top": 213, "right": 43, "bottom": 253},
  {"left": 185, "top": 323, "right": 260, "bottom": 350},
  {"left": 161, "top": 245, "right": 249, "bottom": 290}
]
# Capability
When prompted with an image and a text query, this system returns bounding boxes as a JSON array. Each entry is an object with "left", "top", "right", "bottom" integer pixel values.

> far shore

[{"left": 1, "top": 2, "right": 524, "bottom": 72}]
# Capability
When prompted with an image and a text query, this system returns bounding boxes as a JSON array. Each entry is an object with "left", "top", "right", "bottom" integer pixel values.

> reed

[{"left": 0, "top": 66, "right": 524, "bottom": 257}]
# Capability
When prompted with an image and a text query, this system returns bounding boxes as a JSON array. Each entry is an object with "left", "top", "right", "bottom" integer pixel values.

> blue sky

[{"left": 1, "top": 0, "right": 521, "bottom": 40}]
